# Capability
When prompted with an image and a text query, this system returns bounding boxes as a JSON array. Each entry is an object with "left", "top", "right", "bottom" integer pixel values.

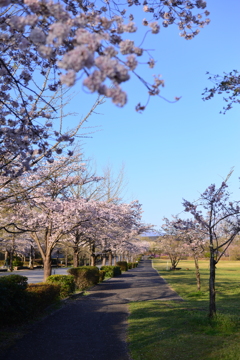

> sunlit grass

[{"left": 128, "top": 259, "right": 240, "bottom": 360}]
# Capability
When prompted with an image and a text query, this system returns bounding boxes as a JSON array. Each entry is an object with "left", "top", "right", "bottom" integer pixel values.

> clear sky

[{"left": 62, "top": 0, "right": 240, "bottom": 230}]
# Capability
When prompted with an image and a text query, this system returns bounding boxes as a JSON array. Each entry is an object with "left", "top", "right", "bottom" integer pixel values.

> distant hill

[
  {"left": 140, "top": 235, "right": 159, "bottom": 242},
  {"left": 141, "top": 231, "right": 159, "bottom": 237}
]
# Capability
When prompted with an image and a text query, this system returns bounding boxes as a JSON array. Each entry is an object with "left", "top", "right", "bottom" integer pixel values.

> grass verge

[{"left": 128, "top": 259, "right": 240, "bottom": 360}]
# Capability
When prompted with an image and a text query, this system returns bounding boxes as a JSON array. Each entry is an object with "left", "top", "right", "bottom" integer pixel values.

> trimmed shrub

[
  {"left": 27, "top": 283, "right": 60, "bottom": 313},
  {"left": 0, "top": 275, "right": 61, "bottom": 326},
  {"left": 12, "top": 257, "right": 24, "bottom": 267},
  {"left": 46, "top": 275, "right": 75, "bottom": 299},
  {"left": 0, "top": 274, "right": 28, "bottom": 289},
  {"left": 99, "top": 270, "right": 106, "bottom": 282},
  {"left": 127, "top": 262, "right": 138, "bottom": 269},
  {"left": 116, "top": 261, "right": 128, "bottom": 271},
  {"left": 0, "top": 275, "right": 30, "bottom": 325},
  {"left": 68, "top": 266, "right": 99, "bottom": 290},
  {"left": 100, "top": 265, "right": 121, "bottom": 278},
  {"left": 132, "top": 262, "right": 138, "bottom": 268}
]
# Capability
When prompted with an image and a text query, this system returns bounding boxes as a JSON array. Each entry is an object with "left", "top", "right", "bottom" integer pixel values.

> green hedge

[
  {"left": 100, "top": 265, "right": 121, "bottom": 277},
  {"left": 99, "top": 270, "right": 106, "bottom": 282},
  {"left": 0, "top": 274, "right": 28, "bottom": 289},
  {"left": 27, "top": 283, "right": 60, "bottom": 313},
  {"left": 116, "top": 261, "right": 128, "bottom": 271},
  {"left": 128, "top": 262, "right": 138, "bottom": 269},
  {"left": 0, "top": 274, "right": 62, "bottom": 326},
  {"left": 68, "top": 266, "right": 99, "bottom": 290},
  {"left": 0, "top": 275, "right": 30, "bottom": 325},
  {"left": 46, "top": 275, "right": 75, "bottom": 299}
]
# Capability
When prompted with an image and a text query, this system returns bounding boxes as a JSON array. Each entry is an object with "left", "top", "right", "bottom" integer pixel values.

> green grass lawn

[{"left": 128, "top": 259, "right": 240, "bottom": 360}]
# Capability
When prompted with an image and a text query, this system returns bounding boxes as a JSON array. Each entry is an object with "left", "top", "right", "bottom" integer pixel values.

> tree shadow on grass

[{"left": 128, "top": 300, "right": 240, "bottom": 360}]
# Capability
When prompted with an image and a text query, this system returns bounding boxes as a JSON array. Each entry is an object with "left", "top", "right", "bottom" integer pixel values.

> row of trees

[
  {"left": 157, "top": 174, "right": 240, "bottom": 317},
  {"left": 0, "top": 0, "right": 212, "bottom": 281},
  {"left": 0, "top": 152, "right": 151, "bottom": 280},
  {"left": 2, "top": 0, "right": 239, "bottom": 320}
]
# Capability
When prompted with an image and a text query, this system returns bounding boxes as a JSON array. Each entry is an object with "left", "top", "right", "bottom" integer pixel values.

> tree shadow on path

[{"left": 3, "top": 259, "right": 182, "bottom": 360}]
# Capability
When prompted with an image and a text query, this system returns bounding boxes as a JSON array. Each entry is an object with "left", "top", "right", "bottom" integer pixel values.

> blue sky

[{"left": 62, "top": 0, "right": 240, "bottom": 230}]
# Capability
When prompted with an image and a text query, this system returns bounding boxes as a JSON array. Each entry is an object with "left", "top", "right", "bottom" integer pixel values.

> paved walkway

[
  {"left": 0, "top": 267, "right": 71, "bottom": 283},
  {"left": 3, "top": 259, "right": 182, "bottom": 360},
  {"left": 0, "top": 264, "right": 116, "bottom": 283}
]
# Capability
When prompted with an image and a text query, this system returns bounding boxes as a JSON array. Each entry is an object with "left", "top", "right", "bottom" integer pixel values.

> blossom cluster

[
  {"left": 0, "top": 0, "right": 210, "bottom": 177},
  {"left": 0, "top": 155, "right": 152, "bottom": 277}
]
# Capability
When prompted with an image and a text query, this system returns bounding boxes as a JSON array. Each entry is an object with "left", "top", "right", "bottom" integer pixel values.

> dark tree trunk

[
  {"left": 102, "top": 251, "right": 106, "bottom": 266},
  {"left": 29, "top": 246, "right": 34, "bottom": 269},
  {"left": 79, "top": 256, "right": 84, "bottom": 266},
  {"left": 170, "top": 254, "right": 180, "bottom": 270},
  {"left": 65, "top": 247, "right": 68, "bottom": 267},
  {"left": 194, "top": 254, "right": 201, "bottom": 291},
  {"left": 56, "top": 250, "right": 59, "bottom": 268},
  {"left": 209, "top": 250, "right": 216, "bottom": 317},
  {"left": 90, "top": 244, "right": 96, "bottom": 266},
  {"left": 9, "top": 251, "right": 13, "bottom": 272},
  {"left": 108, "top": 251, "right": 112, "bottom": 266},
  {"left": 4, "top": 251, "right": 9, "bottom": 267},
  {"left": 43, "top": 253, "right": 52, "bottom": 281},
  {"left": 73, "top": 246, "right": 79, "bottom": 268},
  {"left": 90, "top": 254, "right": 96, "bottom": 266}
]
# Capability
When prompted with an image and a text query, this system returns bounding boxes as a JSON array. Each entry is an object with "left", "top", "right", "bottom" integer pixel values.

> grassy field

[{"left": 128, "top": 259, "right": 240, "bottom": 360}]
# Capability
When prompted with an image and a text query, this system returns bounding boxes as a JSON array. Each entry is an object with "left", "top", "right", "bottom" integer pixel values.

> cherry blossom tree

[
  {"left": 5, "top": 153, "right": 149, "bottom": 278},
  {"left": 0, "top": 0, "right": 213, "bottom": 278},
  {"left": 0, "top": 0, "right": 210, "bottom": 177},
  {"left": 159, "top": 217, "right": 187, "bottom": 269},
  {"left": 66, "top": 162, "right": 127, "bottom": 265},
  {"left": 2, "top": 161, "right": 152, "bottom": 278},
  {"left": 67, "top": 199, "right": 153, "bottom": 267},
  {"left": 4, "top": 154, "right": 100, "bottom": 279},
  {"left": 173, "top": 217, "right": 205, "bottom": 290},
  {"left": 182, "top": 180, "right": 240, "bottom": 317},
  {"left": 130, "top": 238, "right": 150, "bottom": 259},
  {"left": 66, "top": 200, "right": 109, "bottom": 267},
  {"left": 106, "top": 201, "right": 153, "bottom": 262},
  {"left": 0, "top": 232, "right": 35, "bottom": 269},
  {"left": 12, "top": 193, "right": 105, "bottom": 279},
  {"left": 68, "top": 160, "right": 151, "bottom": 265},
  {"left": 0, "top": 143, "right": 103, "bottom": 230}
]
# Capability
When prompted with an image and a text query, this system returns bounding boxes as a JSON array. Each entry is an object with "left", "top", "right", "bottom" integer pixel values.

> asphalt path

[
  {"left": 3, "top": 259, "right": 183, "bottom": 360},
  {"left": 0, "top": 265, "right": 110, "bottom": 283},
  {"left": 0, "top": 267, "right": 70, "bottom": 283}
]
